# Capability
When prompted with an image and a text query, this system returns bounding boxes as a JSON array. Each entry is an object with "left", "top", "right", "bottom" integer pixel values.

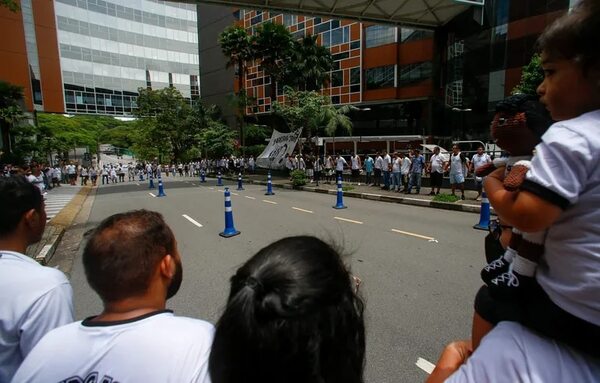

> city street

[{"left": 68, "top": 176, "right": 488, "bottom": 382}]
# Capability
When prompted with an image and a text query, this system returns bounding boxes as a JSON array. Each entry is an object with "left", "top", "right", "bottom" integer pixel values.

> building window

[
  {"left": 365, "top": 25, "right": 396, "bottom": 48},
  {"left": 400, "top": 28, "right": 434, "bottom": 43},
  {"left": 398, "top": 62, "right": 432, "bottom": 86},
  {"left": 331, "top": 95, "right": 340, "bottom": 104},
  {"left": 233, "top": 10, "right": 241, "bottom": 20},
  {"left": 322, "top": 26, "right": 350, "bottom": 47},
  {"left": 250, "top": 13, "right": 263, "bottom": 25},
  {"left": 283, "top": 14, "right": 297, "bottom": 26},
  {"left": 350, "top": 67, "right": 360, "bottom": 85},
  {"left": 331, "top": 70, "right": 343, "bottom": 87},
  {"left": 365, "top": 65, "right": 395, "bottom": 89}
]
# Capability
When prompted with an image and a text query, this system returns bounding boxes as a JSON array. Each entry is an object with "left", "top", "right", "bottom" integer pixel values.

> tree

[
  {"left": 285, "top": 35, "right": 333, "bottom": 91},
  {"left": 198, "top": 120, "right": 237, "bottom": 159},
  {"left": 512, "top": 53, "right": 544, "bottom": 96},
  {"left": 253, "top": 22, "right": 294, "bottom": 104},
  {"left": 0, "top": 0, "right": 19, "bottom": 12},
  {"left": 219, "top": 25, "right": 255, "bottom": 154}
]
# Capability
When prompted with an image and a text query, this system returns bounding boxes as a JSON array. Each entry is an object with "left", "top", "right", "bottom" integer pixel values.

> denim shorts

[{"left": 449, "top": 173, "right": 464, "bottom": 184}]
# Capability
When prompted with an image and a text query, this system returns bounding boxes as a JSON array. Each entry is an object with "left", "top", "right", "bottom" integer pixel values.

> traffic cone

[
  {"left": 219, "top": 187, "right": 240, "bottom": 238},
  {"left": 237, "top": 173, "right": 244, "bottom": 190},
  {"left": 149, "top": 174, "right": 155, "bottom": 189},
  {"left": 217, "top": 171, "right": 223, "bottom": 186},
  {"left": 200, "top": 169, "right": 206, "bottom": 183},
  {"left": 265, "top": 172, "right": 275, "bottom": 195},
  {"left": 157, "top": 176, "right": 166, "bottom": 197},
  {"left": 473, "top": 191, "right": 490, "bottom": 230},
  {"left": 333, "top": 176, "right": 347, "bottom": 209}
]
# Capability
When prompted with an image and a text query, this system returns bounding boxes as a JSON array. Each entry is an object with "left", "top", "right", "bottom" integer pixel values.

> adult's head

[
  {"left": 433, "top": 146, "right": 440, "bottom": 155},
  {"left": 414, "top": 149, "right": 421, "bottom": 155},
  {"left": 83, "top": 210, "right": 182, "bottom": 304},
  {"left": 0, "top": 176, "right": 46, "bottom": 246},
  {"left": 477, "top": 145, "right": 484, "bottom": 154},
  {"left": 452, "top": 144, "right": 460, "bottom": 154},
  {"left": 209, "top": 236, "right": 365, "bottom": 383}
]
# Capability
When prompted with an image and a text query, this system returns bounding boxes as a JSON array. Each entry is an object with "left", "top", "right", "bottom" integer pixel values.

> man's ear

[
  {"left": 23, "top": 209, "right": 41, "bottom": 231},
  {"left": 159, "top": 254, "right": 176, "bottom": 279}
]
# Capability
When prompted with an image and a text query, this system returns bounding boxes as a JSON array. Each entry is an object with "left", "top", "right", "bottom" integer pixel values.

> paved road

[
  {"left": 44, "top": 185, "right": 81, "bottom": 222},
  {"left": 70, "top": 176, "right": 488, "bottom": 383}
]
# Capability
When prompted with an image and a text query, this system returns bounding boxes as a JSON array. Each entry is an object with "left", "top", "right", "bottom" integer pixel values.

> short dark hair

[
  {"left": 209, "top": 236, "right": 365, "bottom": 383},
  {"left": 536, "top": 0, "right": 600, "bottom": 73},
  {"left": 0, "top": 176, "right": 43, "bottom": 236},
  {"left": 83, "top": 210, "right": 175, "bottom": 302}
]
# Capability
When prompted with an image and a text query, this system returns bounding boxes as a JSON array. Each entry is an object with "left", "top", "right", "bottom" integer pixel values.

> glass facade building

[{"left": 54, "top": 0, "right": 199, "bottom": 115}]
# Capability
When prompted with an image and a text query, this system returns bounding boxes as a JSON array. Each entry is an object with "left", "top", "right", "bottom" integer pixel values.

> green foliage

[
  {"left": 0, "top": 0, "right": 19, "bottom": 12},
  {"left": 342, "top": 185, "right": 355, "bottom": 192},
  {"left": 198, "top": 120, "right": 237, "bottom": 159},
  {"left": 433, "top": 193, "right": 460, "bottom": 203},
  {"left": 290, "top": 169, "right": 307, "bottom": 187},
  {"left": 244, "top": 123, "right": 270, "bottom": 145},
  {"left": 512, "top": 54, "right": 544, "bottom": 96},
  {"left": 243, "top": 144, "right": 266, "bottom": 158},
  {"left": 253, "top": 22, "right": 294, "bottom": 97},
  {"left": 284, "top": 35, "right": 333, "bottom": 91},
  {"left": 219, "top": 25, "right": 254, "bottom": 71}
]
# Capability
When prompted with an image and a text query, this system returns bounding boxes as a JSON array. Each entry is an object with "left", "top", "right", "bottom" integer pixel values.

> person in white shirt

[
  {"left": 470, "top": 146, "right": 492, "bottom": 201},
  {"left": 350, "top": 153, "right": 362, "bottom": 184},
  {"left": 0, "top": 176, "right": 74, "bottom": 382},
  {"left": 381, "top": 151, "right": 392, "bottom": 190},
  {"left": 325, "top": 155, "right": 334, "bottom": 184},
  {"left": 391, "top": 153, "right": 402, "bottom": 192},
  {"left": 444, "top": 145, "right": 468, "bottom": 200},
  {"left": 335, "top": 154, "right": 348, "bottom": 182},
  {"left": 399, "top": 152, "right": 411, "bottom": 192},
  {"left": 428, "top": 146, "right": 446, "bottom": 195},
  {"left": 374, "top": 152, "right": 383, "bottom": 187},
  {"left": 12, "top": 210, "right": 214, "bottom": 383}
]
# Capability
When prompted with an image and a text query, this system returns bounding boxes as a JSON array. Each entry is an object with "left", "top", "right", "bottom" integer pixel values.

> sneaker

[
  {"left": 488, "top": 271, "right": 533, "bottom": 300},
  {"left": 428, "top": 191, "right": 435, "bottom": 196},
  {"left": 480, "top": 257, "right": 510, "bottom": 284},
  {"left": 461, "top": 195, "right": 465, "bottom": 200}
]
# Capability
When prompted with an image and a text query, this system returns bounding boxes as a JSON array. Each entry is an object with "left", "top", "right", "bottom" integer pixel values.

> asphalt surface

[{"left": 70, "top": 176, "right": 488, "bottom": 383}]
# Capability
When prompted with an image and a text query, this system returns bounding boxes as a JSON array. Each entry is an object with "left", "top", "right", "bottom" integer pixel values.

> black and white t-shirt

[
  {"left": 522, "top": 110, "right": 600, "bottom": 326},
  {"left": 12, "top": 311, "right": 214, "bottom": 383}
]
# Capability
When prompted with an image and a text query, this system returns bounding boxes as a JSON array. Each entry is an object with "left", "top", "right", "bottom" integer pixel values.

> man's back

[
  {"left": 0, "top": 251, "right": 73, "bottom": 382},
  {"left": 12, "top": 311, "right": 214, "bottom": 383}
]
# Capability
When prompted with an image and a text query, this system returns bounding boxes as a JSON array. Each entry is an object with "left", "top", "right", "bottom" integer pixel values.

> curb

[
  {"left": 220, "top": 176, "right": 492, "bottom": 215},
  {"left": 33, "top": 186, "right": 92, "bottom": 264}
]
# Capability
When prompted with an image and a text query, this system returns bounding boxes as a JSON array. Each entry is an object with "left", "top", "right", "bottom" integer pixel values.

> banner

[{"left": 256, "top": 129, "right": 303, "bottom": 169}]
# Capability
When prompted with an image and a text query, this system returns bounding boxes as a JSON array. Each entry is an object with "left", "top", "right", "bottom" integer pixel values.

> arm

[
  {"left": 426, "top": 341, "right": 472, "bottom": 383},
  {"left": 484, "top": 167, "right": 562, "bottom": 232}
]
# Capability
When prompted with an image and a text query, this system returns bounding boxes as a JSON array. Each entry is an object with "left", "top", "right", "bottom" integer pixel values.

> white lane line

[
  {"left": 245, "top": 196, "right": 256, "bottom": 200},
  {"left": 136, "top": 183, "right": 140, "bottom": 186},
  {"left": 217, "top": 189, "right": 224, "bottom": 192},
  {"left": 262, "top": 200, "right": 278, "bottom": 205},
  {"left": 231, "top": 192, "right": 239, "bottom": 196},
  {"left": 209, "top": 187, "right": 214, "bottom": 190},
  {"left": 334, "top": 217, "right": 363, "bottom": 224},
  {"left": 391, "top": 229, "right": 436, "bottom": 241},
  {"left": 182, "top": 214, "right": 203, "bottom": 228},
  {"left": 416, "top": 357, "right": 436, "bottom": 374},
  {"left": 292, "top": 207, "right": 314, "bottom": 214},
  {"left": 148, "top": 192, "right": 156, "bottom": 197}
]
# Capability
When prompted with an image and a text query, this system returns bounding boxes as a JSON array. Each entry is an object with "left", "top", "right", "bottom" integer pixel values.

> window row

[
  {"left": 57, "top": 16, "right": 198, "bottom": 54},
  {"left": 56, "top": 0, "right": 197, "bottom": 33},
  {"left": 365, "top": 63, "right": 432, "bottom": 89},
  {"left": 321, "top": 26, "right": 350, "bottom": 47}
]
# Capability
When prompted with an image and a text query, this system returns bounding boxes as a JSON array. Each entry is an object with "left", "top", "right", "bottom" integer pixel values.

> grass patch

[
  {"left": 342, "top": 185, "right": 355, "bottom": 192},
  {"left": 433, "top": 193, "right": 460, "bottom": 203}
]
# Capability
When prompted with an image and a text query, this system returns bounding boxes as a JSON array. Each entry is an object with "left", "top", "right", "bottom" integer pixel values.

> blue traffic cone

[
  {"left": 149, "top": 174, "right": 155, "bottom": 189},
  {"left": 200, "top": 169, "right": 206, "bottom": 183},
  {"left": 219, "top": 187, "right": 240, "bottom": 238},
  {"left": 217, "top": 172, "right": 223, "bottom": 186},
  {"left": 265, "top": 172, "right": 275, "bottom": 195},
  {"left": 333, "top": 176, "right": 347, "bottom": 209},
  {"left": 473, "top": 191, "right": 490, "bottom": 230},
  {"left": 237, "top": 173, "right": 244, "bottom": 190},
  {"left": 157, "top": 176, "right": 166, "bottom": 197}
]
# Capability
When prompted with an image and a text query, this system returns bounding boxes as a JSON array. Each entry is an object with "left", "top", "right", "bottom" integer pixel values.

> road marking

[
  {"left": 136, "top": 183, "right": 140, "bottom": 186},
  {"left": 217, "top": 189, "right": 224, "bottom": 192},
  {"left": 416, "top": 357, "right": 435, "bottom": 374},
  {"left": 182, "top": 214, "right": 203, "bottom": 228},
  {"left": 231, "top": 192, "right": 239, "bottom": 196},
  {"left": 334, "top": 217, "right": 363, "bottom": 224},
  {"left": 391, "top": 229, "right": 436, "bottom": 241},
  {"left": 292, "top": 207, "right": 313, "bottom": 214},
  {"left": 262, "top": 200, "right": 278, "bottom": 205},
  {"left": 245, "top": 196, "right": 256, "bottom": 200},
  {"left": 209, "top": 187, "right": 214, "bottom": 190},
  {"left": 148, "top": 192, "right": 156, "bottom": 197}
]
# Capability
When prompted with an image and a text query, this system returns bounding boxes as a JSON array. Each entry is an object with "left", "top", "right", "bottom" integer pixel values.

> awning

[{"left": 182, "top": 0, "right": 484, "bottom": 28}]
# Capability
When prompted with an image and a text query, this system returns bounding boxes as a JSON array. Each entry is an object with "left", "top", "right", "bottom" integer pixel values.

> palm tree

[
  {"left": 219, "top": 25, "right": 254, "bottom": 155},
  {"left": 252, "top": 22, "right": 294, "bottom": 104},
  {"left": 286, "top": 35, "right": 334, "bottom": 91}
]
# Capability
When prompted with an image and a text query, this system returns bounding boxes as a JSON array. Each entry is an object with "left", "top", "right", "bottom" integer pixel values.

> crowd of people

[{"left": 1, "top": 2, "right": 599, "bottom": 382}]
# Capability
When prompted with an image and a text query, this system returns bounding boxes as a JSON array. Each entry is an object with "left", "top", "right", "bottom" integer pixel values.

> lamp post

[{"left": 451, "top": 107, "right": 472, "bottom": 140}]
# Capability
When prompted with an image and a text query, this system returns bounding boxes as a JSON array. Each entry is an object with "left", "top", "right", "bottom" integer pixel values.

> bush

[
  {"left": 432, "top": 193, "right": 460, "bottom": 203},
  {"left": 290, "top": 169, "right": 306, "bottom": 187},
  {"left": 342, "top": 185, "right": 354, "bottom": 192}
]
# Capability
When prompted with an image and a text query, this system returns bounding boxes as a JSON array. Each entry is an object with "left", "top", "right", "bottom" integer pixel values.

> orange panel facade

[
  {"left": 398, "top": 39, "right": 434, "bottom": 65},
  {"left": 363, "top": 44, "right": 397, "bottom": 69}
]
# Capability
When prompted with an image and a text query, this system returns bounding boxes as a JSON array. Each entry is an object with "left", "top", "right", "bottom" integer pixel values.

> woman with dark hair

[{"left": 209, "top": 236, "right": 365, "bottom": 383}]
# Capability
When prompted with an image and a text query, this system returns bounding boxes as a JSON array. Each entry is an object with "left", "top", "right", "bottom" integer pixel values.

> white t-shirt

[
  {"left": 374, "top": 156, "right": 383, "bottom": 170},
  {"left": 382, "top": 154, "right": 391, "bottom": 171},
  {"left": 401, "top": 157, "right": 411, "bottom": 175},
  {"left": 446, "top": 321, "right": 600, "bottom": 383},
  {"left": 392, "top": 158, "right": 401, "bottom": 173},
  {"left": 336, "top": 156, "right": 347, "bottom": 171},
  {"left": 0, "top": 251, "right": 73, "bottom": 382},
  {"left": 523, "top": 110, "right": 600, "bottom": 326},
  {"left": 430, "top": 153, "right": 445, "bottom": 173},
  {"left": 450, "top": 153, "right": 466, "bottom": 175},
  {"left": 471, "top": 153, "right": 491, "bottom": 171},
  {"left": 351, "top": 155, "right": 360, "bottom": 170},
  {"left": 12, "top": 311, "right": 214, "bottom": 383}
]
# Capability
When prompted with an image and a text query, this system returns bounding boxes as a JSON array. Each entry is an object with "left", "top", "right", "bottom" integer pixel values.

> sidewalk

[{"left": 225, "top": 173, "right": 492, "bottom": 215}]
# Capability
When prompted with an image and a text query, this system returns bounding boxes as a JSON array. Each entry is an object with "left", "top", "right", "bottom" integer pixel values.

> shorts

[
  {"left": 352, "top": 169, "right": 360, "bottom": 177},
  {"left": 306, "top": 169, "right": 314, "bottom": 177},
  {"left": 449, "top": 173, "right": 464, "bottom": 184},
  {"left": 430, "top": 172, "right": 443, "bottom": 188},
  {"left": 475, "top": 283, "right": 600, "bottom": 357}
]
